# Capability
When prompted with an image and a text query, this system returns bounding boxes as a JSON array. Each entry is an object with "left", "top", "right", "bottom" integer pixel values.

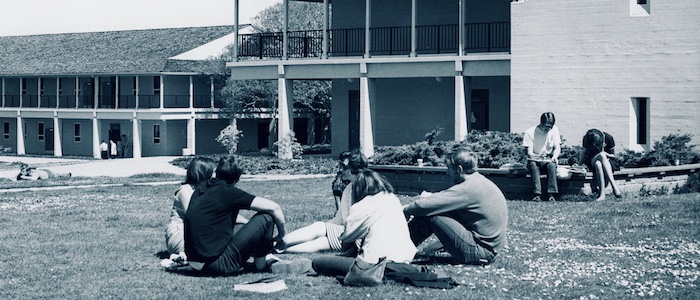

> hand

[
  {"left": 552, "top": 157, "right": 559, "bottom": 164},
  {"left": 273, "top": 235, "right": 287, "bottom": 253}
]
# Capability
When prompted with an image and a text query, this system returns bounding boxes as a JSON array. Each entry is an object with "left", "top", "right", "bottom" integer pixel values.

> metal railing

[{"left": 237, "top": 22, "right": 510, "bottom": 59}]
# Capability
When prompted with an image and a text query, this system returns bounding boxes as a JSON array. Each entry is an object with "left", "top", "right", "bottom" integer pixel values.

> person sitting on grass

[
  {"left": 403, "top": 148, "right": 508, "bottom": 265},
  {"left": 331, "top": 151, "right": 352, "bottom": 210},
  {"left": 312, "top": 169, "right": 417, "bottom": 278},
  {"left": 16, "top": 163, "right": 71, "bottom": 181},
  {"left": 279, "top": 149, "right": 367, "bottom": 253},
  {"left": 575, "top": 129, "right": 622, "bottom": 201},
  {"left": 163, "top": 156, "right": 248, "bottom": 265},
  {"left": 184, "top": 155, "right": 310, "bottom": 275}
]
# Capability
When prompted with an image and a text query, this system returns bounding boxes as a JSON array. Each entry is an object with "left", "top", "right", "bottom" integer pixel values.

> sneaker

[
  {"left": 532, "top": 195, "right": 542, "bottom": 202},
  {"left": 270, "top": 258, "right": 312, "bottom": 274},
  {"left": 548, "top": 195, "right": 557, "bottom": 202}
]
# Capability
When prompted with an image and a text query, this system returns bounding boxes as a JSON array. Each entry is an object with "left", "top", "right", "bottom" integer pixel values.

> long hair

[
  {"left": 346, "top": 149, "right": 369, "bottom": 175},
  {"left": 183, "top": 156, "right": 217, "bottom": 186},
  {"left": 215, "top": 155, "right": 244, "bottom": 184},
  {"left": 351, "top": 169, "right": 394, "bottom": 203}
]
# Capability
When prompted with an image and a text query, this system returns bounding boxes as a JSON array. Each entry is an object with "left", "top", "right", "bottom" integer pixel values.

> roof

[{"left": 0, "top": 26, "right": 236, "bottom": 76}]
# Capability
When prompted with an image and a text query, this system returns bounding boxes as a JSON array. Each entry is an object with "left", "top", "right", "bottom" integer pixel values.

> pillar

[
  {"left": 454, "top": 73, "right": 469, "bottom": 141},
  {"left": 277, "top": 76, "right": 294, "bottom": 159},
  {"left": 16, "top": 112, "right": 25, "bottom": 155},
  {"left": 132, "top": 113, "right": 142, "bottom": 158},
  {"left": 359, "top": 69, "right": 375, "bottom": 158},
  {"left": 53, "top": 113, "right": 62, "bottom": 157},
  {"left": 187, "top": 116, "right": 196, "bottom": 155},
  {"left": 92, "top": 113, "right": 100, "bottom": 158}
]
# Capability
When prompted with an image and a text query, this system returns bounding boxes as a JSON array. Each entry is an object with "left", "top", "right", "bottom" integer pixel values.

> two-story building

[{"left": 229, "top": 0, "right": 699, "bottom": 157}]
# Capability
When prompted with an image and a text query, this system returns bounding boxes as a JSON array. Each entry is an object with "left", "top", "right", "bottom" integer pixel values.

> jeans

[
  {"left": 527, "top": 160, "right": 558, "bottom": 195},
  {"left": 204, "top": 213, "right": 274, "bottom": 275},
  {"left": 312, "top": 256, "right": 421, "bottom": 278},
  {"left": 409, "top": 215, "right": 495, "bottom": 264}
]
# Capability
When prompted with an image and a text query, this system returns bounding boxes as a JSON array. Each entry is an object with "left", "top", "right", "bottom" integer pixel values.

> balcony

[{"left": 237, "top": 22, "right": 510, "bottom": 59}]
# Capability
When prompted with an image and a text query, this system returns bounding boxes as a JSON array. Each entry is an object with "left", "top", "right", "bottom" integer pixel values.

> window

[
  {"left": 3, "top": 122, "right": 9, "bottom": 140},
  {"left": 153, "top": 76, "right": 161, "bottom": 95},
  {"left": 630, "top": 0, "right": 650, "bottom": 16},
  {"left": 74, "top": 123, "right": 81, "bottom": 142},
  {"left": 632, "top": 97, "right": 649, "bottom": 146},
  {"left": 38, "top": 122, "right": 44, "bottom": 141},
  {"left": 153, "top": 124, "right": 161, "bottom": 144}
]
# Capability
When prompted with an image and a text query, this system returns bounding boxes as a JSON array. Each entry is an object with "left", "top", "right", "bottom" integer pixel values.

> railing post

[
  {"left": 487, "top": 23, "right": 492, "bottom": 52},
  {"left": 258, "top": 34, "right": 263, "bottom": 59}
]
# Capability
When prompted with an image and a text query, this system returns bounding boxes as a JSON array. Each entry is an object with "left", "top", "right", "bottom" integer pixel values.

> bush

[
  {"left": 674, "top": 172, "right": 700, "bottom": 194},
  {"left": 170, "top": 154, "right": 337, "bottom": 175},
  {"left": 302, "top": 144, "right": 331, "bottom": 155},
  {"left": 618, "top": 134, "right": 700, "bottom": 168}
]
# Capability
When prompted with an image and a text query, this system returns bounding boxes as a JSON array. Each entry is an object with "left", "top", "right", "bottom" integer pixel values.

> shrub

[
  {"left": 170, "top": 154, "right": 337, "bottom": 175},
  {"left": 273, "top": 131, "right": 303, "bottom": 159},
  {"left": 302, "top": 144, "right": 331, "bottom": 155},
  {"left": 618, "top": 134, "right": 700, "bottom": 167},
  {"left": 674, "top": 172, "right": 700, "bottom": 194},
  {"left": 215, "top": 124, "right": 243, "bottom": 154}
]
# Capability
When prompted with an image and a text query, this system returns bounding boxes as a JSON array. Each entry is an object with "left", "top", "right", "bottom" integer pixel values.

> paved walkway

[{"left": 0, "top": 155, "right": 332, "bottom": 182}]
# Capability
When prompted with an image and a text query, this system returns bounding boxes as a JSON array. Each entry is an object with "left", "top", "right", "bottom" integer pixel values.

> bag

[
  {"left": 342, "top": 257, "right": 388, "bottom": 286},
  {"left": 384, "top": 262, "right": 459, "bottom": 289}
]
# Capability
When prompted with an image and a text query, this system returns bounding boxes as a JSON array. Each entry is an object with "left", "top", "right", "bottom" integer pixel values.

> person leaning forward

[
  {"left": 403, "top": 148, "right": 508, "bottom": 265},
  {"left": 522, "top": 112, "right": 561, "bottom": 202}
]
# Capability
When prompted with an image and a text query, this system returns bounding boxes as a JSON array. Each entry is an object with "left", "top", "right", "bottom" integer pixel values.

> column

[
  {"left": 210, "top": 76, "right": 215, "bottom": 108},
  {"left": 459, "top": 0, "right": 465, "bottom": 56},
  {"left": 19, "top": 77, "right": 23, "bottom": 108},
  {"left": 53, "top": 113, "right": 62, "bottom": 157},
  {"left": 188, "top": 76, "right": 194, "bottom": 109},
  {"left": 322, "top": 0, "right": 329, "bottom": 59},
  {"left": 135, "top": 75, "right": 140, "bottom": 109},
  {"left": 283, "top": 0, "right": 289, "bottom": 60},
  {"left": 115, "top": 76, "right": 120, "bottom": 109},
  {"left": 454, "top": 73, "right": 469, "bottom": 141},
  {"left": 277, "top": 77, "right": 294, "bottom": 159},
  {"left": 75, "top": 76, "right": 79, "bottom": 109},
  {"left": 92, "top": 113, "right": 100, "bottom": 158},
  {"left": 410, "top": 0, "right": 417, "bottom": 57},
  {"left": 55, "top": 78, "right": 60, "bottom": 109},
  {"left": 16, "top": 112, "right": 25, "bottom": 155},
  {"left": 132, "top": 113, "right": 142, "bottom": 158},
  {"left": 364, "top": 0, "right": 372, "bottom": 58},
  {"left": 37, "top": 78, "right": 41, "bottom": 108},
  {"left": 159, "top": 75, "right": 164, "bottom": 109},
  {"left": 2, "top": 78, "right": 5, "bottom": 107},
  {"left": 359, "top": 63, "right": 375, "bottom": 158},
  {"left": 94, "top": 76, "right": 99, "bottom": 109},
  {"left": 233, "top": 0, "right": 239, "bottom": 61},
  {"left": 187, "top": 116, "right": 196, "bottom": 155}
]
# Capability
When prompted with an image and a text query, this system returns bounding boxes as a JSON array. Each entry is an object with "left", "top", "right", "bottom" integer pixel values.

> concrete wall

[
  {"left": 60, "top": 119, "right": 92, "bottom": 157},
  {"left": 510, "top": 0, "right": 700, "bottom": 151},
  {"left": 195, "top": 119, "right": 229, "bottom": 155},
  {"left": 0, "top": 118, "right": 17, "bottom": 152}
]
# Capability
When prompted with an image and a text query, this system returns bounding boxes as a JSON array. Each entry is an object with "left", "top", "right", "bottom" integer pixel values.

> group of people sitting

[
  {"left": 162, "top": 147, "right": 510, "bottom": 283},
  {"left": 523, "top": 112, "right": 622, "bottom": 202}
]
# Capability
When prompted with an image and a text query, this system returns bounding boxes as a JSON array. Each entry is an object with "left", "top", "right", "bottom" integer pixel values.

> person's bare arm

[{"left": 249, "top": 197, "right": 287, "bottom": 247}]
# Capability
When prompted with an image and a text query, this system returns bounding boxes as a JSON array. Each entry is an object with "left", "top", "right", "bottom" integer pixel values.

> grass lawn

[{"left": 0, "top": 177, "right": 698, "bottom": 299}]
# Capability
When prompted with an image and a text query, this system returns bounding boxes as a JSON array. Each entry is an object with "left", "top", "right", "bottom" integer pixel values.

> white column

[
  {"left": 75, "top": 77, "right": 79, "bottom": 109},
  {"left": 210, "top": 76, "right": 215, "bottom": 108},
  {"left": 159, "top": 75, "right": 164, "bottom": 109},
  {"left": 233, "top": 0, "right": 239, "bottom": 62},
  {"left": 187, "top": 117, "right": 196, "bottom": 155},
  {"left": 459, "top": 0, "right": 465, "bottom": 56},
  {"left": 53, "top": 113, "right": 62, "bottom": 157},
  {"left": 359, "top": 75, "right": 375, "bottom": 158},
  {"left": 2, "top": 78, "right": 5, "bottom": 107},
  {"left": 92, "top": 114, "right": 100, "bottom": 158},
  {"left": 37, "top": 78, "right": 41, "bottom": 108},
  {"left": 135, "top": 76, "right": 140, "bottom": 109},
  {"left": 410, "top": 0, "right": 416, "bottom": 57},
  {"left": 322, "top": 0, "right": 329, "bottom": 59},
  {"left": 454, "top": 73, "right": 468, "bottom": 141},
  {"left": 283, "top": 0, "right": 289, "bottom": 60},
  {"left": 94, "top": 76, "right": 99, "bottom": 109},
  {"left": 364, "top": 0, "right": 371, "bottom": 58},
  {"left": 19, "top": 77, "right": 23, "bottom": 108},
  {"left": 132, "top": 113, "right": 142, "bottom": 158},
  {"left": 55, "top": 78, "right": 60, "bottom": 109},
  {"left": 115, "top": 76, "right": 120, "bottom": 109},
  {"left": 16, "top": 112, "right": 25, "bottom": 155},
  {"left": 189, "top": 76, "right": 194, "bottom": 109},
  {"left": 277, "top": 77, "right": 294, "bottom": 159}
]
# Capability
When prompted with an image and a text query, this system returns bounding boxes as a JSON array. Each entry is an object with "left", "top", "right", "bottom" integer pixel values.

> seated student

[
  {"left": 17, "top": 164, "right": 71, "bottom": 181},
  {"left": 403, "top": 148, "right": 508, "bottom": 265},
  {"left": 312, "top": 169, "right": 417, "bottom": 277},
  {"left": 331, "top": 151, "right": 352, "bottom": 210},
  {"left": 184, "top": 155, "right": 309, "bottom": 275},
  {"left": 523, "top": 112, "right": 561, "bottom": 202},
  {"left": 164, "top": 156, "right": 249, "bottom": 263},
  {"left": 280, "top": 149, "right": 367, "bottom": 253},
  {"left": 576, "top": 129, "right": 622, "bottom": 201}
]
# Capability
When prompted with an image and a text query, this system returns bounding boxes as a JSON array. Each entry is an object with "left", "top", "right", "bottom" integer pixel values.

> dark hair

[
  {"left": 216, "top": 155, "right": 244, "bottom": 184},
  {"left": 584, "top": 129, "right": 605, "bottom": 151},
  {"left": 338, "top": 151, "right": 352, "bottom": 161},
  {"left": 184, "top": 156, "right": 217, "bottom": 186},
  {"left": 445, "top": 148, "right": 478, "bottom": 174},
  {"left": 539, "top": 112, "right": 556, "bottom": 125},
  {"left": 351, "top": 169, "right": 394, "bottom": 203},
  {"left": 345, "top": 149, "right": 369, "bottom": 175}
]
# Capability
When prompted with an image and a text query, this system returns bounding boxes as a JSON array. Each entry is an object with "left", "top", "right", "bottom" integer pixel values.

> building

[
  {"left": 228, "top": 0, "right": 699, "bottom": 157},
  {"left": 0, "top": 25, "right": 322, "bottom": 158}
]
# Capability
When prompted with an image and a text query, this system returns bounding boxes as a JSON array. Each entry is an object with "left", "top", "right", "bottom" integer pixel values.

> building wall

[
  {"left": 510, "top": 0, "right": 700, "bottom": 151},
  {"left": 61, "top": 119, "right": 93, "bottom": 157},
  {"left": 140, "top": 120, "right": 187, "bottom": 156},
  {"left": 20, "top": 118, "right": 53, "bottom": 155},
  {"left": 0, "top": 118, "right": 17, "bottom": 152},
  {"left": 195, "top": 119, "right": 229, "bottom": 155}
]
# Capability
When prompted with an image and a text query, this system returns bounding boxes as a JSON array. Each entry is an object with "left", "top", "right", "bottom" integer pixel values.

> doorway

[
  {"left": 109, "top": 123, "right": 120, "bottom": 157},
  {"left": 470, "top": 89, "right": 489, "bottom": 131},
  {"left": 45, "top": 128, "right": 54, "bottom": 151}
]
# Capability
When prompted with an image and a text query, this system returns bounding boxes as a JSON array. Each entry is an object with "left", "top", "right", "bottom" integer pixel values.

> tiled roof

[{"left": 0, "top": 26, "right": 235, "bottom": 76}]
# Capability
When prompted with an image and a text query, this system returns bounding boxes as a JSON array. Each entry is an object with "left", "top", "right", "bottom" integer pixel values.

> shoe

[
  {"left": 532, "top": 195, "right": 542, "bottom": 202},
  {"left": 548, "top": 195, "right": 557, "bottom": 202},
  {"left": 270, "top": 258, "right": 312, "bottom": 274}
]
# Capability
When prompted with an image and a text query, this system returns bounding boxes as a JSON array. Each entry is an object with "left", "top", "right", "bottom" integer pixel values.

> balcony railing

[
  {"left": 2, "top": 94, "right": 223, "bottom": 109},
  {"left": 237, "top": 22, "right": 510, "bottom": 59}
]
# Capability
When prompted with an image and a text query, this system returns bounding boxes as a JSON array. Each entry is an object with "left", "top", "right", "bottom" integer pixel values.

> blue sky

[{"left": 0, "top": 0, "right": 280, "bottom": 36}]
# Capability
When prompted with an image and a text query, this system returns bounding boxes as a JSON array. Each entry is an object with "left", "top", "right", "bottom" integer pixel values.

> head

[
  {"left": 184, "top": 156, "right": 217, "bottom": 186},
  {"left": 337, "top": 151, "right": 352, "bottom": 168},
  {"left": 585, "top": 129, "right": 605, "bottom": 152},
  {"left": 538, "top": 112, "right": 556, "bottom": 131},
  {"left": 215, "top": 155, "right": 244, "bottom": 184},
  {"left": 444, "top": 148, "right": 479, "bottom": 184},
  {"left": 351, "top": 169, "right": 394, "bottom": 203},
  {"left": 340, "top": 149, "right": 369, "bottom": 182}
]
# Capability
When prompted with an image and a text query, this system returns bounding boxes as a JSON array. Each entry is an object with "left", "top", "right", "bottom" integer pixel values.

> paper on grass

[{"left": 233, "top": 279, "right": 287, "bottom": 293}]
